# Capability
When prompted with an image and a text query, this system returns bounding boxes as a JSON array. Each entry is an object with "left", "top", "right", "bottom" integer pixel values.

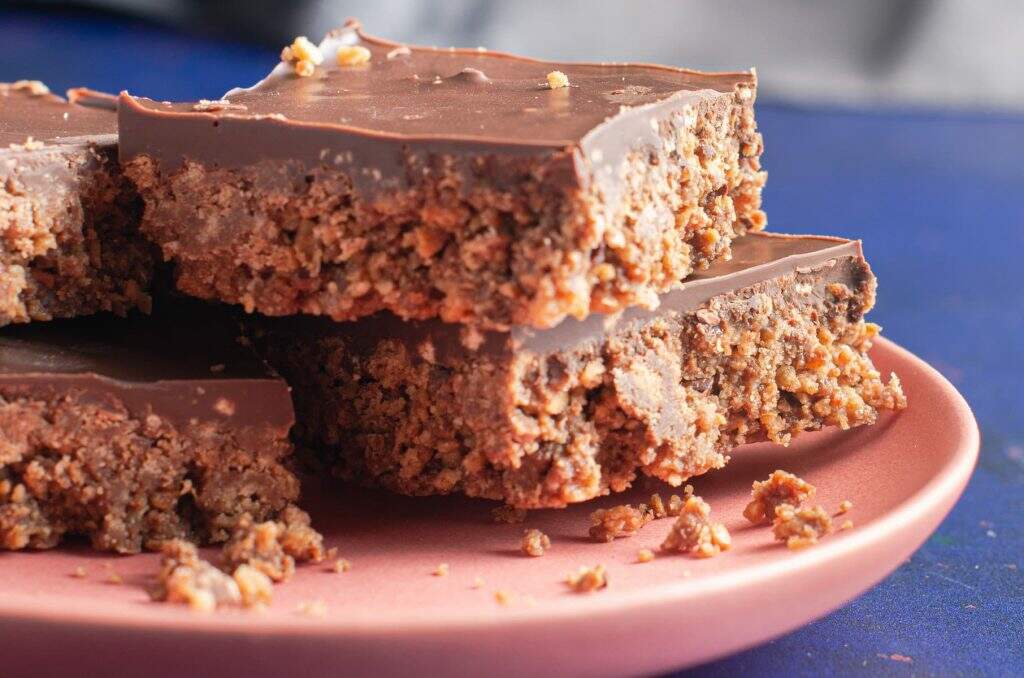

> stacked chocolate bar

[
  {"left": 1, "top": 20, "right": 905, "bottom": 553},
  {"left": 118, "top": 20, "right": 903, "bottom": 508},
  {"left": 0, "top": 84, "right": 300, "bottom": 552}
]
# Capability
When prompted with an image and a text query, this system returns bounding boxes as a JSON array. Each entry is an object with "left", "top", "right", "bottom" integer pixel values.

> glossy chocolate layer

[
  {"left": 0, "top": 82, "right": 116, "bottom": 148},
  {"left": 0, "top": 304, "right": 293, "bottom": 428},
  {"left": 262, "top": 233, "right": 868, "bottom": 363},
  {"left": 118, "top": 19, "right": 754, "bottom": 192}
]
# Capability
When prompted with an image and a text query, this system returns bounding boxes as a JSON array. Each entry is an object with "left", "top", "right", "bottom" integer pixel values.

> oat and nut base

[
  {"left": 1, "top": 142, "right": 154, "bottom": 326},
  {"left": 0, "top": 392, "right": 299, "bottom": 553}
]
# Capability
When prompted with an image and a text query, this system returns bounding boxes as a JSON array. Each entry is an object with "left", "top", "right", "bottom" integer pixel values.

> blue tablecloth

[{"left": 2, "top": 8, "right": 1021, "bottom": 676}]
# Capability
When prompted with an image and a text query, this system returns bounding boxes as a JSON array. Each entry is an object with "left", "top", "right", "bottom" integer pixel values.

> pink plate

[{"left": 0, "top": 338, "right": 978, "bottom": 677}]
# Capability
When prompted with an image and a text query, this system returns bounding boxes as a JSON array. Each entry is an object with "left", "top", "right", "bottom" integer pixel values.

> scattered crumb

[
  {"left": 744, "top": 470, "right": 816, "bottom": 525},
  {"left": 649, "top": 494, "right": 667, "bottom": 518},
  {"left": 494, "top": 590, "right": 514, "bottom": 607},
  {"left": 208, "top": 363, "right": 226, "bottom": 373},
  {"left": 648, "top": 487, "right": 692, "bottom": 519},
  {"left": 836, "top": 499, "right": 854, "bottom": 515},
  {"left": 337, "top": 45, "right": 372, "bottom": 67},
  {"left": 877, "top": 653, "right": 913, "bottom": 664},
  {"left": 660, "top": 495, "right": 731, "bottom": 558},
  {"left": 280, "top": 36, "right": 324, "bottom": 77},
  {"left": 283, "top": 36, "right": 323, "bottom": 64},
  {"left": 105, "top": 570, "right": 124, "bottom": 585},
  {"left": 296, "top": 599, "right": 328, "bottom": 618},
  {"left": 471, "top": 576, "right": 485, "bottom": 589},
  {"left": 281, "top": 36, "right": 322, "bottom": 64},
  {"left": 330, "top": 558, "right": 352, "bottom": 573},
  {"left": 667, "top": 492, "right": 687, "bottom": 517},
  {"left": 222, "top": 506, "right": 325, "bottom": 583},
  {"left": 840, "top": 519, "right": 854, "bottom": 531},
  {"left": 589, "top": 504, "right": 652, "bottom": 542},
  {"left": 636, "top": 548, "right": 655, "bottom": 563},
  {"left": 546, "top": 70, "right": 570, "bottom": 89},
  {"left": 233, "top": 564, "right": 273, "bottom": 607},
  {"left": 432, "top": 563, "right": 450, "bottom": 577},
  {"left": 69, "top": 566, "right": 87, "bottom": 579},
  {"left": 152, "top": 540, "right": 241, "bottom": 612},
  {"left": 325, "top": 547, "right": 339, "bottom": 560},
  {"left": 521, "top": 529, "right": 551, "bottom": 557},
  {"left": 773, "top": 504, "right": 834, "bottom": 550},
  {"left": 566, "top": 565, "right": 608, "bottom": 593},
  {"left": 492, "top": 505, "right": 527, "bottom": 524}
]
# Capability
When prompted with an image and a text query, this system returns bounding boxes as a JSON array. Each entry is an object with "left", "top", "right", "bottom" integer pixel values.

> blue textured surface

[{"left": 1, "top": 8, "right": 1020, "bottom": 676}]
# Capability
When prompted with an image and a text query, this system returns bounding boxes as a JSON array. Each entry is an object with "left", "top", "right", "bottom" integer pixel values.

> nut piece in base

[
  {"left": 743, "top": 470, "right": 816, "bottom": 525},
  {"left": 660, "top": 495, "right": 731, "bottom": 558},
  {"left": 772, "top": 503, "right": 833, "bottom": 550},
  {"left": 521, "top": 529, "right": 551, "bottom": 557}
]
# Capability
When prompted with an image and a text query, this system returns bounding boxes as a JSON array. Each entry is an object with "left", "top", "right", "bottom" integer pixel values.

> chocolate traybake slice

[
  {"left": 1, "top": 82, "right": 154, "bottom": 327},
  {"left": 0, "top": 305, "right": 299, "bottom": 553},
  {"left": 119, "top": 19, "right": 766, "bottom": 331},
  {"left": 250, "top": 233, "right": 906, "bottom": 509}
]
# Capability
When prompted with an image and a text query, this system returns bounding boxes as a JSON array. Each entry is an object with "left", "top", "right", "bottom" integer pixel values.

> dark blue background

[{"left": 2, "top": 8, "right": 1020, "bottom": 676}]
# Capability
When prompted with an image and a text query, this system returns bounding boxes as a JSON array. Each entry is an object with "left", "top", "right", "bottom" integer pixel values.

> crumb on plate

[
  {"left": 565, "top": 565, "right": 608, "bottom": 593},
  {"left": 521, "top": 528, "right": 551, "bottom": 557},
  {"left": 772, "top": 503, "right": 833, "bottom": 550},
  {"left": 589, "top": 504, "right": 652, "bottom": 542},
  {"left": 743, "top": 470, "right": 816, "bottom": 525},
  {"left": 660, "top": 495, "right": 731, "bottom": 558}
]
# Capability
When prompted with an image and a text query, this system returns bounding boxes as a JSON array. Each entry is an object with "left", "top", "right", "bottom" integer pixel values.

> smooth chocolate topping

[
  {"left": 118, "top": 19, "right": 754, "bottom": 194},
  {"left": 0, "top": 305, "right": 294, "bottom": 428},
  {"left": 259, "top": 233, "right": 868, "bottom": 363},
  {"left": 512, "top": 232, "right": 866, "bottom": 354},
  {"left": 0, "top": 82, "right": 116, "bottom": 148}
]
